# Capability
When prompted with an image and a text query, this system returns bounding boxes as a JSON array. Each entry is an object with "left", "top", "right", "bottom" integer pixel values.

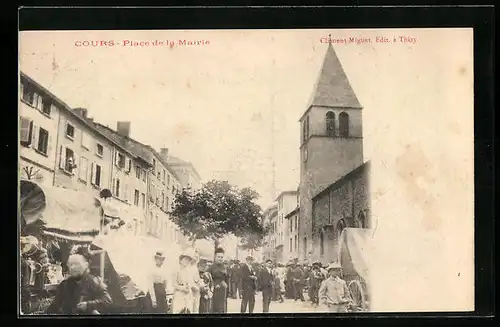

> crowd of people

[{"left": 44, "top": 246, "right": 354, "bottom": 315}]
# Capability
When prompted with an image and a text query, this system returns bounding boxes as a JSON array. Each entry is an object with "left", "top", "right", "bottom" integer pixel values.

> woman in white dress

[
  {"left": 189, "top": 254, "right": 202, "bottom": 313},
  {"left": 171, "top": 250, "right": 194, "bottom": 314}
]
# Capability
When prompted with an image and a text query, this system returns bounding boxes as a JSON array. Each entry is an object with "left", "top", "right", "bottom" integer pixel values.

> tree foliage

[{"left": 170, "top": 180, "right": 266, "bottom": 250}]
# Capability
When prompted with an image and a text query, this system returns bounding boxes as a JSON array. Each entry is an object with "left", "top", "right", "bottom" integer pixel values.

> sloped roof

[
  {"left": 301, "top": 44, "right": 361, "bottom": 121},
  {"left": 166, "top": 155, "right": 188, "bottom": 165},
  {"left": 166, "top": 155, "right": 202, "bottom": 181},
  {"left": 92, "top": 123, "right": 180, "bottom": 180}
]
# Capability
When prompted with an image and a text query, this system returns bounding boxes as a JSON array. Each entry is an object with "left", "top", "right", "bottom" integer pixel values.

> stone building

[
  {"left": 311, "top": 161, "right": 370, "bottom": 263},
  {"left": 275, "top": 191, "right": 299, "bottom": 262},
  {"left": 298, "top": 43, "right": 365, "bottom": 261}
]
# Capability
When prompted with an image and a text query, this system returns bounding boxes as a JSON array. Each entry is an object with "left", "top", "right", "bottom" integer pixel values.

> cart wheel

[{"left": 348, "top": 280, "right": 366, "bottom": 311}]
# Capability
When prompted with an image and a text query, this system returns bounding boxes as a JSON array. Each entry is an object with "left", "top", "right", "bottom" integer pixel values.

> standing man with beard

[{"left": 239, "top": 256, "right": 257, "bottom": 313}]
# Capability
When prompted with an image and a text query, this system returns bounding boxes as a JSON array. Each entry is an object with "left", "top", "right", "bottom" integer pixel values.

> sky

[{"left": 20, "top": 29, "right": 475, "bottom": 311}]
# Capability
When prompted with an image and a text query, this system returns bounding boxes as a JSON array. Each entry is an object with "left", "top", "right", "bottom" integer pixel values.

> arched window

[
  {"left": 339, "top": 112, "right": 349, "bottom": 137},
  {"left": 326, "top": 111, "right": 336, "bottom": 136},
  {"left": 337, "top": 219, "right": 347, "bottom": 240},
  {"left": 319, "top": 230, "right": 325, "bottom": 255}
]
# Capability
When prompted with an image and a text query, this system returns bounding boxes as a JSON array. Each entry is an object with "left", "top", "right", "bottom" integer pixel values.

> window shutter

[
  {"left": 123, "top": 183, "right": 128, "bottom": 201},
  {"left": 71, "top": 152, "right": 79, "bottom": 175},
  {"left": 126, "top": 159, "right": 132, "bottom": 173},
  {"left": 90, "top": 162, "right": 95, "bottom": 185},
  {"left": 81, "top": 132, "right": 89, "bottom": 149},
  {"left": 114, "top": 151, "right": 119, "bottom": 167},
  {"left": 46, "top": 132, "right": 52, "bottom": 157},
  {"left": 31, "top": 123, "right": 39, "bottom": 148},
  {"left": 19, "top": 117, "right": 32, "bottom": 145},
  {"left": 59, "top": 146, "right": 66, "bottom": 170},
  {"left": 79, "top": 157, "right": 88, "bottom": 181}
]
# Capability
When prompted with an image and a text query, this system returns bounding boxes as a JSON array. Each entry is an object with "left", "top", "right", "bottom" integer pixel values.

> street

[{"left": 227, "top": 292, "right": 324, "bottom": 313}]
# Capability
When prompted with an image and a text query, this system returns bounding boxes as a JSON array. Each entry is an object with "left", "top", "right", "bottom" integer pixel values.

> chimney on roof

[
  {"left": 74, "top": 107, "right": 88, "bottom": 118},
  {"left": 160, "top": 148, "right": 169, "bottom": 159},
  {"left": 117, "top": 121, "right": 131, "bottom": 138}
]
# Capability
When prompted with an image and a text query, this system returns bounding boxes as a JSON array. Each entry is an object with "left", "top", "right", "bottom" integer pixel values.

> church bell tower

[{"left": 298, "top": 43, "right": 364, "bottom": 261}]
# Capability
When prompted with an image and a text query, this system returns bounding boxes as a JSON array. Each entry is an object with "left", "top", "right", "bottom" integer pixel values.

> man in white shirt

[{"left": 318, "top": 263, "right": 352, "bottom": 313}]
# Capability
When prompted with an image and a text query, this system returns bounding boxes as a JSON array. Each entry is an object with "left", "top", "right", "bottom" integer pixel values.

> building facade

[
  {"left": 262, "top": 204, "right": 278, "bottom": 261},
  {"left": 165, "top": 152, "right": 202, "bottom": 191},
  {"left": 275, "top": 191, "right": 299, "bottom": 262},
  {"left": 92, "top": 121, "right": 152, "bottom": 237},
  {"left": 20, "top": 73, "right": 63, "bottom": 187},
  {"left": 311, "top": 162, "right": 370, "bottom": 263},
  {"left": 19, "top": 72, "right": 194, "bottom": 245},
  {"left": 298, "top": 44, "right": 364, "bottom": 261},
  {"left": 285, "top": 207, "right": 300, "bottom": 261}
]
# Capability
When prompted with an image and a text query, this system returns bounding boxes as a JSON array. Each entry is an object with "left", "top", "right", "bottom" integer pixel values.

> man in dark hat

[
  {"left": 257, "top": 259, "right": 275, "bottom": 313},
  {"left": 291, "top": 262, "right": 305, "bottom": 302},
  {"left": 308, "top": 262, "right": 325, "bottom": 306},
  {"left": 239, "top": 255, "right": 257, "bottom": 313},
  {"left": 47, "top": 247, "right": 112, "bottom": 314}
]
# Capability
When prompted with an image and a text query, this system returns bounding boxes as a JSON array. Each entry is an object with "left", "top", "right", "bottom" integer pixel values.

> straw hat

[
  {"left": 326, "top": 262, "right": 342, "bottom": 271},
  {"left": 179, "top": 248, "right": 195, "bottom": 261}
]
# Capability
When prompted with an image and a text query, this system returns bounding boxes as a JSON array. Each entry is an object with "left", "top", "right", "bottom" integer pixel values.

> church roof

[{"left": 302, "top": 44, "right": 361, "bottom": 120}]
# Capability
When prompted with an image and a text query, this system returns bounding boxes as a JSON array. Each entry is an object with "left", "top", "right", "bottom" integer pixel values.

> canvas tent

[
  {"left": 338, "top": 228, "right": 372, "bottom": 281},
  {"left": 20, "top": 180, "right": 102, "bottom": 243}
]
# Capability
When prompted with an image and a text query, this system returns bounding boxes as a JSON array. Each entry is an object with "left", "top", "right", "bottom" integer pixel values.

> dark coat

[
  {"left": 46, "top": 272, "right": 113, "bottom": 314},
  {"left": 292, "top": 267, "right": 305, "bottom": 285},
  {"left": 257, "top": 268, "right": 274, "bottom": 291},
  {"left": 239, "top": 263, "right": 257, "bottom": 293}
]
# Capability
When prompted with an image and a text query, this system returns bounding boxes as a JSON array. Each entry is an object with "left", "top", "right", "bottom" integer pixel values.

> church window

[
  {"left": 319, "top": 230, "right": 325, "bottom": 255},
  {"left": 326, "top": 111, "right": 336, "bottom": 136},
  {"left": 339, "top": 112, "right": 349, "bottom": 137}
]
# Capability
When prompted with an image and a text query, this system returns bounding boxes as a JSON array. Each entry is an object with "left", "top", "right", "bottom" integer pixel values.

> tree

[
  {"left": 170, "top": 180, "right": 267, "bottom": 256},
  {"left": 22, "top": 166, "right": 43, "bottom": 182}
]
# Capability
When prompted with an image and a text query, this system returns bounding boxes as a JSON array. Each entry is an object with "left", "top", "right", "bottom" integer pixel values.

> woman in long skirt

[
  {"left": 146, "top": 251, "right": 170, "bottom": 313},
  {"left": 198, "top": 261, "right": 214, "bottom": 313},
  {"left": 172, "top": 250, "right": 194, "bottom": 314},
  {"left": 208, "top": 248, "right": 229, "bottom": 313},
  {"left": 189, "top": 255, "right": 202, "bottom": 313}
]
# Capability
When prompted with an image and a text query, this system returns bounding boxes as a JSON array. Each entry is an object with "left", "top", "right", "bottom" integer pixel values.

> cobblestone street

[{"left": 227, "top": 292, "right": 324, "bottom": 313}]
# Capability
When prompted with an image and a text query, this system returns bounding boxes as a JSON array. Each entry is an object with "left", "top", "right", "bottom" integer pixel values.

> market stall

[{"left": 19, "top": 181, "right": 103, "bottom": 314}]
